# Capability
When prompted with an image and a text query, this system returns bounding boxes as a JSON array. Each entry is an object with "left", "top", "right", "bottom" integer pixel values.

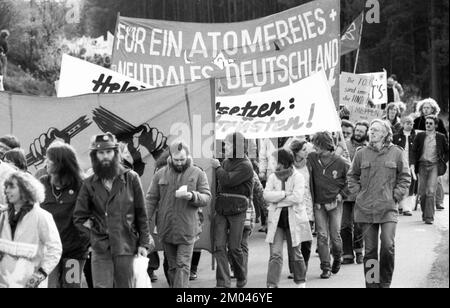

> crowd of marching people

[{"left": 0, "top": 95, "right": 448, "bottom": 288}]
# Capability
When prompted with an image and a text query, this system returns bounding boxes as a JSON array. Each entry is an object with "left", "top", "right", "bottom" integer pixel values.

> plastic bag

[{"left": 133, "top": 255, "right": 152, "bottom": 288}]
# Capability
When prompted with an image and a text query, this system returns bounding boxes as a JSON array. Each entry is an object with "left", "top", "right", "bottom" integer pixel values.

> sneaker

[
  {"left": 341, "top": 258, "right": 354, "bottom": 265},
  {"left": 320, "top": 270, "right": 331, "bottom": 279},
  {"left": 236, "top": 279, "right": 247, "bottom": 288},
  {"left": 189, "top": 271, "right": 197, "bottom": 281},
  {"left": 356, "top": 254, "right": 364, "bottom": 264},
  {"left": 425, "top": 220, "right": 433, "bottom": 225},
  {"left": 436, "top": 204, "right": 445, "bottom": 211},
  {"left": 296, "top": 282, "right": 306, "bottom": 288},
  {"left": 403, "top": 211, "right": 413, "bottom": 216},
  {"left": 287, "top": 274, "right": 294, "bottom": 279},
  {"left": 331, "top": 260, "right": 341, "bottom": 274}
]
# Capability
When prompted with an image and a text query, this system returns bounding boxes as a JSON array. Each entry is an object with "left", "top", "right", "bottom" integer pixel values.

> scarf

[
  {"left": 274, "top": 167, "right": 294, "bottom": 183},
  {"left": 8, "top": 202, "right": 34, "bottom": 239}
]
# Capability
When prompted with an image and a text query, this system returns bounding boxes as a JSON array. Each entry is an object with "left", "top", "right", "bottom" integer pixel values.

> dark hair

[
  {"left": 47, "top": 142, "right": 83, "bottom": 188},
  {"left": 390, "top": 74, "right": 398, "bottom": 81},
  {"left": 289, "top": 140, "right": 308, "bottom": 155},
  {"left": 355, "top": 120, "right": 370, "bottom": 132},
  {"left": 339, "top": 106, "right": 350, "bottom": 120},
  {"left": 224, "top": 132, "right": 248, "bottom": 158},
  {"left": 4, "top": 172, "right": 45, "bottom": 205},
  {"left": 312, "top": 131, "right": 335, "bottom": 152},
  {"left": 273, "top": 149, "right": 294, "bottom": 169},
  {"left": 0, "top": 135, "right": 20, "bottom": 149},
  {"left": 155, "top": 148, "right": 170, "bottom": 171},
  {"left": 4, "top": 148, "right": 27, "bottom": 171},
  {"left": 341, "top": 119, "right": 355, "bottom": 130},
  {"left": 425, "top": 115, "right": 439, "bottom": 126}
]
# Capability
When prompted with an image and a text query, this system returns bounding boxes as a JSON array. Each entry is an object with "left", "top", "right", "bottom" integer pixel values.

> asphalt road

[{"left": 152, "top": 195, "right": 449, "bottom": 288}]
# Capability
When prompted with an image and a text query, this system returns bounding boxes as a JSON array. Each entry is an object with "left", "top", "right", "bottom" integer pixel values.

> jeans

[
  {"left": 228, "top": 228, "right": 251, "bottom": 277},
  {"left": 288, "top": 221, "right": 313, "bottom": 272},
  {"left": 163, "top": 242, "right": 194, "bottom": 288},
  {"left": 418, "top": 162, "right": 439, "bottom": 222},
  {"left": 191, "top": 251, "right": 201, "bottom": 274},
  {"left": 48, "top": 258, "right": 86, "bottom": 288},
  {"left": 341, "top": 201, "right": 363, "bottom": 260},
  {"left": 213, "top": 212, "right": 246, "bottom": 287},
  {"left": 91, "top": 250, "right": 134, "bottom": 288},
  {"left": 361, "top": 222, "right": 397, "bottom": 288},
  {"left": 436, "top": 176, "right": 444, "bottom": 206},
  {"left": 267, "top": 227, "right": 307, "bottom": 287},
  {"left": 314, "top": 202, "right": 343, "bottom": 270}
]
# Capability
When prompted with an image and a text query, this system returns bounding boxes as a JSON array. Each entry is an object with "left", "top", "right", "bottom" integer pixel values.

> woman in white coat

[
  {"left": 264, "top": 149, "right": 313, "bottom": 288},
  {"left": 0, "top": 171, "right": 62, "bottom": 288}
]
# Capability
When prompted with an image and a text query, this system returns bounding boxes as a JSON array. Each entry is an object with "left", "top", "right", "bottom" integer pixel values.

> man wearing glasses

[{"left": 411, "top": 115, "right": 449, "bottom": 224}]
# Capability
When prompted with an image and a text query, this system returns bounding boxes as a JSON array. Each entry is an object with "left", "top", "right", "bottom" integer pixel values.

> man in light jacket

[{"left": 348, "top": 119, "right": 410, "bottom": 288}]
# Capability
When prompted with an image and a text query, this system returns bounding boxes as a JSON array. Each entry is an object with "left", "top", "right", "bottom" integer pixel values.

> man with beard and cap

[
  {"left": 145, "top": 141, "right": 211, "bottom": 288},
  {"left": 74, "top": 133, "right": 153, "bottom": 288},
  {"left": 211, "top": 132, "right": 254, "bottom": 288},
  {"left": 348, "top": 119, "right": 410, "bottom": 288}
]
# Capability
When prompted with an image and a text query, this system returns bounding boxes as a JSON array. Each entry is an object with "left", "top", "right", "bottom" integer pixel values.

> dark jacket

[
  {"left": 216, "top": 158, "right": 254, "bottom": 198},
  {"left": 410, "top": 131, "right": 449, "bottom": 171},
  {"left": 414, "top": 116, "right": 448, "bottom": 138},
  {"left": 348, "top": 143, "right": 411, "bottom": 223},
  {"left": 307, "top": 152, "right": 350, "bottom": 205},
  {"left": 74, "top": 167, "right": 151, "bottom": 256},
  {"left": 393, "top": 128, "right": 417, "bottom": 164},
  {"left": 146, "top": 158, "right": 211, "bottom": 245},
  {"left": 40, "top": 175, "right": 89, "bottom": 260}
]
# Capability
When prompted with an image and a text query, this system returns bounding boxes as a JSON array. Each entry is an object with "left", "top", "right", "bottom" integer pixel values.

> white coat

[{"left": 263, "top": 170, "right": 313, "bottom": 247}]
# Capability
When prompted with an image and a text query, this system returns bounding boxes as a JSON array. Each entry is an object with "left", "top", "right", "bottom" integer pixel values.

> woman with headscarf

[{"left": 0, "top": 171, "right": 62, "bottom": 288}]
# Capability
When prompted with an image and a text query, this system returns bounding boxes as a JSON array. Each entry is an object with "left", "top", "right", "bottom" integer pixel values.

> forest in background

[{"left": 0, "top": 0, "right": 448, "bottom": 113}]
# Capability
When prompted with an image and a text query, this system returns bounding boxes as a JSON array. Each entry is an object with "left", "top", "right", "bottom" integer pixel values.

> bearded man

[
  {"left": 74, "top": 133, "right": 152, "bottom": 288},
  {"left": 145, "top": 141, "right": 211, "bottom": 288}
]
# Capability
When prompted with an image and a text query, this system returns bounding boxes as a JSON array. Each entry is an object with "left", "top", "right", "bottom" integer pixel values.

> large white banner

[
  {"left": 360, "top": 71, "right": 387, "bottom": 105},
  {"left": 215, "top": 71, "right": 340, "bottom": 139},
  {"left": 57, "top": 54, "right": 148, "bottom": 97}
]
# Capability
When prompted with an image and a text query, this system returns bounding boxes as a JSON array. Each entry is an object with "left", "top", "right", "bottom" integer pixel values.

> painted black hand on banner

[
  {"left": 134, "top": 124, "right": 168, "bottom": 161},
  {"left": 26, "top": 116, "right": 92, "bottom": 167}
]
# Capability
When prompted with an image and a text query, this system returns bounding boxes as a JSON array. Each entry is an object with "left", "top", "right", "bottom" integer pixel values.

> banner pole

[{"left": 353, "top": 13, "right": 365, "bottom": 73}]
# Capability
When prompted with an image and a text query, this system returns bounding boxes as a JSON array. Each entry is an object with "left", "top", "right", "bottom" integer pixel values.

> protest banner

[
  {"left": 340, "top": 12, "right": 364, "bottom": 56},
  {"left": 215, "top": 71, "right": 341, "bottom": 139},
  {"left": 57, "top": 54, "right": 149, "bottom": 97},
  {"left": 347, "top": 102, "right": 384, "bottom": 123},
  {"left": 339, "top": 71, "right": 373, "bottom": 106},
  {"left": 111, "top": 0, "right": 340, "bottom": 103},
  {"left": 361, "top": 71, "right": 387, "bottom": 105},
  {"left": 0, "top": 79, "right": 215, "bottom": 251}
]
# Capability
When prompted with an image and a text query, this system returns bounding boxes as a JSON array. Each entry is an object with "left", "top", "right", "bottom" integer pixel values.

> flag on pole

[{"left": 340, "top": 12, "right": 364, "bottom": 56}]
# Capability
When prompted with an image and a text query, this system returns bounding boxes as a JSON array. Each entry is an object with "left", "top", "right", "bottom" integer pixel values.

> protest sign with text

[
  {"left": 360, "top": 71, "right": 387, "bottom": 105},
  {"left": 215, "top": 71, "right": 341, "bottom": 139},
  {"left": 57, "top": 54, "right": 149, "bottom": 97},
  {"left": 111, "top": 0, "right": 340, "bottom": 103},
  {"left": 339, "top": 71, "right": 373, "bottom": 106}
]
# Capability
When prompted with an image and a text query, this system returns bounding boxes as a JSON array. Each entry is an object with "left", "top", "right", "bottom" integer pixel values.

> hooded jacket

[
  {"left": 347, "top": 143, "right": 411, "bottom": 223},
  {"left": 0, "top": 204, "right": 62, "bottom": 288},
  {"left": 146, "top": 157, "right": 211, "bottom": 245}
]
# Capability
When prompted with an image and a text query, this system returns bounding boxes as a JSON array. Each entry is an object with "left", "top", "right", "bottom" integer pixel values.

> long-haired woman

[
  {"left": 0, "top": 171, "right": 62, "bottom": 288},
  {"left": 39, "top": 141, "right": 89, "bottom": 288}
]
